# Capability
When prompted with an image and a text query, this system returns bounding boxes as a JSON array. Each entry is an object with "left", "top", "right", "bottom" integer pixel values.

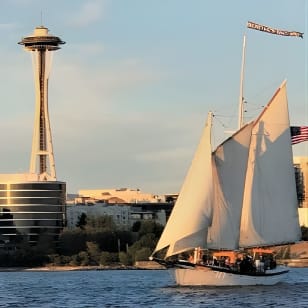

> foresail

[
  {"left": 240, "top": 81, "right": 301, "bottom": 248},
  {"left": 152, "top": 112, "right": 214, "bottom": 259},
  {"left": 207, "top": 122, "right": 253, "bottom": 250}
]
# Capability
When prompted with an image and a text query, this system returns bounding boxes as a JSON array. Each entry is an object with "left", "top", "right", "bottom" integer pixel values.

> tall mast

[{"left": 238, "top": 34, "right": 246, "bottom": 129}]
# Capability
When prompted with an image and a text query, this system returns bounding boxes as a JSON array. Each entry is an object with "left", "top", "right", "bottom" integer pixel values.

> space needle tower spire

[{"left": 19, "top": 26, "right": 65, "bottom": 180}]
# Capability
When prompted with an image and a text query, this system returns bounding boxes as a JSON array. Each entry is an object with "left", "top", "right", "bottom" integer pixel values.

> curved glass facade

[{"left": 0, "top": 181, "right": 66, "bottom": 245}]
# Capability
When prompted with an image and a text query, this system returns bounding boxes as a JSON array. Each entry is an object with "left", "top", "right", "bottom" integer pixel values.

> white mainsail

[
  {"left": 240, "top": 80, "right": 301, "bottom": 247},
  {"left": 153, "top": 80, "right": 301, "bottom": 261},
  {"left": 207, "top": 121, "right": 253, "bottom": 250},
  {"left": 153, "top": 112, "right": 214, "bottom": 258}
]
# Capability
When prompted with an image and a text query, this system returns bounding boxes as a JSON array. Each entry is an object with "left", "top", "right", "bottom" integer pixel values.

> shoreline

[
  {"left": 2, "top": 261, "right": 308, "bottom": 272},
  {"left": 0, "top": 266, "right": 150, "bottom": 272},
  {"left": 0, "top": 261, "right": 166, "bottom": 272},
  {"left": 2, "top": 242, "right": 308, "bottom": 272},
  {"left": 1, "top": 261, "right": 308, "bottom": 272}
]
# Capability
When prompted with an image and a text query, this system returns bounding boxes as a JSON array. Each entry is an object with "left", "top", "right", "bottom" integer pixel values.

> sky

[{"left": 0, "top": 0, "right": 307, "bottom": 195}]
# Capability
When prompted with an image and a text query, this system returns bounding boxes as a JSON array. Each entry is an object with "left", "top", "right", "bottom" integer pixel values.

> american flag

[{"left": 290, "top": 126, "right": 308, "bottom": 145}]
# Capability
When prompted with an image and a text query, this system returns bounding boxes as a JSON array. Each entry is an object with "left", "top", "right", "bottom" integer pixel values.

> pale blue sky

[{"left": 0, "top": 0, "right": 307, "bottom": 194}]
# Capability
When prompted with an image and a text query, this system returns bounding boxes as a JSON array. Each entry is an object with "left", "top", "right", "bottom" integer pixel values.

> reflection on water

[
  {"left": 0, "top": 268, "right": 307, "bottom": 307},
  {"left": 162, "top": 268, "right": 308, "bottom": 307}
]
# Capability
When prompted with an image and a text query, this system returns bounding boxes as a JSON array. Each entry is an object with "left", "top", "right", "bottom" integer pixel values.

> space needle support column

[{"left": 19, "top": 26, "right": 65, "bottom": 180}]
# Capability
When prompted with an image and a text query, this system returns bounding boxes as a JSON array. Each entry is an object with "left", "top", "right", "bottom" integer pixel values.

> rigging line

[
  {"left": 244, "top": 98, "right": 264, "bottom": 109},
  {"left": 213, "top": 112, "right": 240, "bottom": 131},
  {"left": 246, "top": 78, "right": 282, "bottom": 109},
  {"left": 212, "top": 113, "right": 227, "bottom": 128},
  {"left": 213, "top": 113, "right": 238, "bottom": 118}
]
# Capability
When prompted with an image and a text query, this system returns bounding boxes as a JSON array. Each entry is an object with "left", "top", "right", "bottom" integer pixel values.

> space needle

[
  {"left": 0, "top": 25, "right": 67, "bottom": 247},
  {"left": 18, "top": 26, "right": 65, "bottom": 180}
]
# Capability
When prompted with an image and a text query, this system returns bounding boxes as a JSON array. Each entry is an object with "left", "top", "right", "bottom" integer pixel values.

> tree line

[
  {"left": 1, "top": 215, "right": 308, "bottom": 268},
  {"left": 0, "top": 214, "right": 163, "bottom": 268}
]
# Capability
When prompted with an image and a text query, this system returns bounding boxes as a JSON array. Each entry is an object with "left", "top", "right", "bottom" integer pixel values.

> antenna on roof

[{"left": 40, "top": 10, "right": 43, "bottom": 26}]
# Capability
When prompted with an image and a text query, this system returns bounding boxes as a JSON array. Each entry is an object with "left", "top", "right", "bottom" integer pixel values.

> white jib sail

[
  {"left": 240, "top": 81, "right": 301, "bottom": 247},
  {"left": 207, "top": 121, "right": 253, "bottom": 250},
  {"left": 153, "top": 112, "right": 214, "bottom": 258}
]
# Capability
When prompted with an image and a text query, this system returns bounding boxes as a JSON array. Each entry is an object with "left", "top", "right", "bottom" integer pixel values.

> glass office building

[{"left": 0, "top": 175, "right": 66, "bottom": 245}]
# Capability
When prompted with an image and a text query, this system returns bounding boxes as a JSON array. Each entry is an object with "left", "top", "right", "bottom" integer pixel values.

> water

[{"left": 1, "top": 268, "right": 308, "bottom": 307}]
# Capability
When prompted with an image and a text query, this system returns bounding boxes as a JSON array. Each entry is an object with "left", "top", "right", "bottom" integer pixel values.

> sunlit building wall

[
  {"left": 294, "top": 156, "right": 308, "bottom": 227},
  {"left": 66, "top": 203, "right": 166, "bottom": 230},
  {"left": 78, "top": 188, "right": 163, "bottom": 203},
  {"left": 294, "top": 157, "right": 308, "bottom": 208},
  {"left": 0, "top": 174, "right": 65, "bottom": 244}
]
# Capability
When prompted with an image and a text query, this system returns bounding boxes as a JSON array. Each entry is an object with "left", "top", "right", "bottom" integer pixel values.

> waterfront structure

[
  {"left": 0, "top": 26, "right": 66, "bottom": 246},
  {"left": 66, "top": 203, "right": 167, "bottom": 230},
  {"left": 0, "top": 174, "right": 66, "bottom": 244},
  {"left": 294, "top": 157, "right": 308, "bottom": 227},
  {"left": 294, "top": 157, "right": 308, "bottom": 208},
  {"left": 78, "top": 188, "right": 164, "bottom": 204}
]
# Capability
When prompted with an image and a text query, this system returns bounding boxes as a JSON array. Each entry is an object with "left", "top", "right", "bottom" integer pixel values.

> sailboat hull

[{"left": 170, "top": 265, "right": 289, "bottom": 286}]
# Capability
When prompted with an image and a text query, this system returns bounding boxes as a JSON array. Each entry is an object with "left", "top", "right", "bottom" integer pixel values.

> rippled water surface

[{"left": 1, "top": 268, "right": 308, "bottom": 307}]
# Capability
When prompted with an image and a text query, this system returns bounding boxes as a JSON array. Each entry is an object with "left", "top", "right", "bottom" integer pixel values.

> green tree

[
  {"left": 119, "top": 252, "right": 132, "bottom": 266},
  {"left": 86, "top": 215, "right": 116, "bottom": 230},
  {"left": 126, "top": 220, "right": 163, "bottom": 263},
  {"left": 3, "top": 214, "right": 166, "bottom": 267},
  {"left": 48, "top": 253, "right": 72, "bottom": 266},
  {"left": 100, "top": 252, "right": 118, "bottom": 265},
  {"left": 135, "top": 247, "right": 152, "bottom": 261},
  {"left": 69, "top": 254, "right": 81, "bottom": 266},
  {"left": 58, "top": 229, "right": 87, "bottom": 255},
  {"left": 76, "top": 213, "right": 87, "bottom": 229},
  {"left": 78, "top": 251, "right": 90, "bottom": 266},
  {"left": 86, "top": 241, "right": 101, "bottom": 265},
  {"left": 128, "top": 233, "right": 157, "bottom": 263},
  {"left": 132, "top": 221, "right": 141, "bottom": 232},
  {"left": 138, "top": 220, "right": 163, "bottom": 238},
  {"left": 88, "top": 230, "right": 118, "bottom": 252},
  {"left": 116, "top": 230, "right": 133, "bottom": 251}
]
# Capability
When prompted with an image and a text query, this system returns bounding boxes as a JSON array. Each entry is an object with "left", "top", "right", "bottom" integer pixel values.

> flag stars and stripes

[{"left": 290, "top": 126, "right": 308, "bottom": 145}]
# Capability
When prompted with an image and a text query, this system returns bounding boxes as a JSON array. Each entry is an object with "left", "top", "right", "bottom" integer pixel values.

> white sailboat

[{"left": 150, "top": 80, "right": 301, "bottom": 286}]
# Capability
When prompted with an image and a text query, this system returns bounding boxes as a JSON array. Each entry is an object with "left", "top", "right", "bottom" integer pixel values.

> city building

[
  {"left": 294, "top": 156, "right": 308, "bottom": 227},
  {"left": 69, "top": 155, "right": 308, "bottom": 230},
  {"left": 66, "top": 203, "right": 167, "bottom": 230},
  {"left": 0, "top": 26, "right": 66, "bottom": 246},
  {"left": 66, "top": 189, "right": 174, "bottom": 230},
  {"left": 77, "top": 188, "right": 164, "bottom": 204},
  {"left": 294, "top": 157, "right": 308, "bottom": 208}
]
